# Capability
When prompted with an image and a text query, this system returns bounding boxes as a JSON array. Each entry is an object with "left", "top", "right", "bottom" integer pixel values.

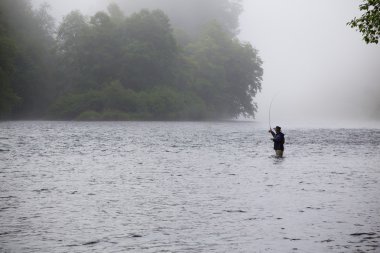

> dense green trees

[
  {"left": 115, "top": 0, "right": 243, "bottom": 37},
  {"left": 185, "top": 22, "right": 262, "bottom": 118},
  {"left": 0, "top": 1, "right": 263, "bottom": 120},
  {"left": 50, "top": 81, "right": 206, "bottom": 120},
  {"left": 0, "top": 0, "right": 57, "bottom": 118},
  {"left": 0, "top": 24, "right": 19, "bottom": 114},
  {"left": 348, "top": 0, "right": 380, "bottom": 44}
]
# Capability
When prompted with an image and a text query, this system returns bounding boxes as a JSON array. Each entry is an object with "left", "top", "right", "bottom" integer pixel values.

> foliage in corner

[{"left": 348, "top": 0, "right": 380, "bottom": 44}]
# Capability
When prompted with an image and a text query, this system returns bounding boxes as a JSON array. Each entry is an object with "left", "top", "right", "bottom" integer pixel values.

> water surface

[{"left": 1, "top": 121, "right": 379, "bottom": 252}]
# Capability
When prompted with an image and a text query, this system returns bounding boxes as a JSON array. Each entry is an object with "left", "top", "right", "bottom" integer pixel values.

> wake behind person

[{"left": 269, "top": 126, "right": 285, "bottom": 157}]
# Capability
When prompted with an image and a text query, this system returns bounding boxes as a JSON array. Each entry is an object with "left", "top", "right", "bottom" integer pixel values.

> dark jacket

[{"left": 270, "top": 131, "right": 285, "bottom": 151}]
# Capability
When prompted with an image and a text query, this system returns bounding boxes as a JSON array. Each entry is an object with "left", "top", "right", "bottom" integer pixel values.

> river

[{"left": 1, "top": 121, "right": 379, "bottom": 252}]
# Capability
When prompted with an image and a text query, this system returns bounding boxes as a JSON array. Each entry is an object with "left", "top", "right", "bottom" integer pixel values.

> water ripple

[{"left": 0, "top": 121, "right": 379, "bottom": 252}]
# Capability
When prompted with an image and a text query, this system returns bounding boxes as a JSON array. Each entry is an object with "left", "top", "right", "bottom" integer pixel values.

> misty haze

[{"left": 1, "top": 0, "right": 380, "bottom": 252}]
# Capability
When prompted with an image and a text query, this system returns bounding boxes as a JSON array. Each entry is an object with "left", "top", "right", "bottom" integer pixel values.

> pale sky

[
  {"left": 239, "top": 0, "right": 380, "bottom": 126},
  {"left": 32, "top": 0, "right": 380, "bottom": 126}
]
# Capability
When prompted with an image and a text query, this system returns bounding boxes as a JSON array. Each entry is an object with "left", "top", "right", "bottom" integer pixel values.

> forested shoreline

[{"left": 0, "top": 0, "right": 263, "bottom": 120}]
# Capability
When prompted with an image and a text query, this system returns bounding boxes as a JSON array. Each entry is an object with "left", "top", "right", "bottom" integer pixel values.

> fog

[
  {"left": 32, "top": 0, "right": 380, "bottom": 126},
  {"left": 239, "top": 0, "right": 380, "bottom": 127}
]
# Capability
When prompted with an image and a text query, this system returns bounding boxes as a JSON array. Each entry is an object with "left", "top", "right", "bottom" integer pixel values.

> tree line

[{"left": 0, "top": 0, "right": 263, "bottom": 120}]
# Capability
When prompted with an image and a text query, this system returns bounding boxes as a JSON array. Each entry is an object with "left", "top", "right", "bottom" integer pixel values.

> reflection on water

[{"left": 0, "top": 121, "right": 379, "bottom": 252}]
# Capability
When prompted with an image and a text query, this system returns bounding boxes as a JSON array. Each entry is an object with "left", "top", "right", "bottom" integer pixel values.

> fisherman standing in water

[{"left": 269, "top": 126, "right": 285, "bottom": 157}]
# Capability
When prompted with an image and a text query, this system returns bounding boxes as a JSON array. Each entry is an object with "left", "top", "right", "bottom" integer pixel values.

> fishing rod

[{"left": 268, "top": 93, "right": 281, "bottom": 130}]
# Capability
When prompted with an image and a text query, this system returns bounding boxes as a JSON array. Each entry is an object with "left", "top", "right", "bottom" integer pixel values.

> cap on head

[{"left": 274, "top": 126, "right": 281, "bottom": 131}]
